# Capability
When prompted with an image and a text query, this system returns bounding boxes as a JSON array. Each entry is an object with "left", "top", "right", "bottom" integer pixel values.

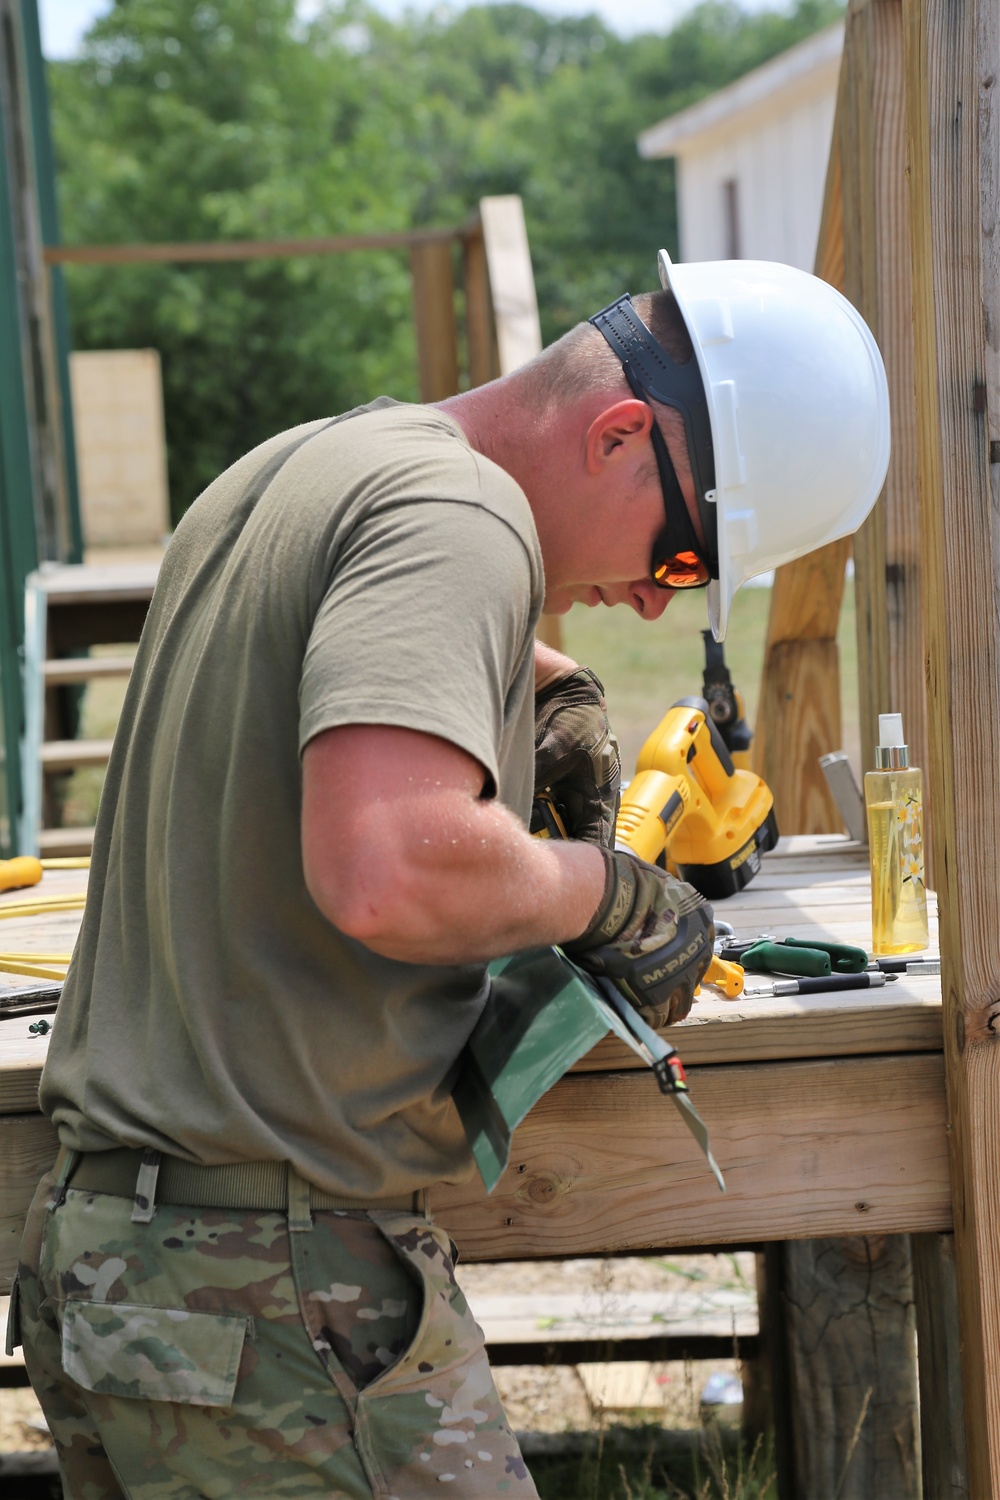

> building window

[{"left": 723, "top": 178, "right": 741, "bottom": 260}]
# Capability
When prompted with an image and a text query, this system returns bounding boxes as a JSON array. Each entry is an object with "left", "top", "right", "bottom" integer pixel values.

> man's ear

[{"left": 584, "top": 399, "right": 654, "bottom": 474}]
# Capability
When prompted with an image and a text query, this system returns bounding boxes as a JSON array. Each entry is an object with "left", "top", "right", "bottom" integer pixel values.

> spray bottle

[{"left": 864, "top": 713, "right": 929, "bottom": 954}]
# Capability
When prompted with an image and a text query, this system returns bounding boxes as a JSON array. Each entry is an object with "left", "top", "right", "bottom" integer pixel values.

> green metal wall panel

[
  {"left": 0, "top": 94, "right": 33, "bottom": 853},
  {"left": 20, "top": 0, "right": 81, "bottom": 560},
  {"left": 0, "top": 0, "right": 81, "bottom": 854}
]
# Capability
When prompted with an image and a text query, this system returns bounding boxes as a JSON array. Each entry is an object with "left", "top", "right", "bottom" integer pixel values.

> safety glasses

[
  {"left": 626, "top": 369, "right": 712, "bottom": 591},
  {"left": 589, "top": 295, "right": 717, "bottom": 591}
]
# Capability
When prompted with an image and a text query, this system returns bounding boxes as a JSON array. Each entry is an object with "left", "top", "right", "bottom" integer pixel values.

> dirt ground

[{"left": 1, "top": 1252, "right": 753, "bottom": 1456}]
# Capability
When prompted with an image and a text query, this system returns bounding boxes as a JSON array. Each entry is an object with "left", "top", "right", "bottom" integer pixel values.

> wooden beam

[
  {"left": 754, "top": 60, "right": 849, "bottom": 834},
  {"left": 409, "top": 240, "right": 460, "bottom": 403},
  {"left": 0, "top": 1052, "right": 951, "bottom": 1286},
  {"left": 43, "top": 226, "right": 459, "bottom": 265},
  {"left": 431, "top": 1053, "right": 952, "bottom": 1259},
  {"left": 902, "top": 1, "right": 1000, "bottom": 1492}
]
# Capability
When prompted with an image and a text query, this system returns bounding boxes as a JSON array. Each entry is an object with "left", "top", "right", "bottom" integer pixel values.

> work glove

[
  {"left": 531, "top": 668, "right": 622, "bottom": 848},
  {"left": 563, "top": 849, "right": 715, "bottom": 1028}
]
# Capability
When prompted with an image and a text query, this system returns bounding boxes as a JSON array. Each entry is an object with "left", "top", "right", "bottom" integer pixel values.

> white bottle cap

[
  {"left": 878, "top": 713, "right": 904, "bottom": 747},
  {"left": 876, "top": 713, "right": 908, "bottom": 768}
]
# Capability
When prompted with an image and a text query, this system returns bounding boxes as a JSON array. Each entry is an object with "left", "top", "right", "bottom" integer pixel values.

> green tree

[{"left": 49, "top": 0, "right": 844, "bottom": 522}]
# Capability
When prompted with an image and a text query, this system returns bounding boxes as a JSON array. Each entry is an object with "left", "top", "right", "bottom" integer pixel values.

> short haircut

[{"left": 522, "top": 290, "right": 695, "bottom": 472}]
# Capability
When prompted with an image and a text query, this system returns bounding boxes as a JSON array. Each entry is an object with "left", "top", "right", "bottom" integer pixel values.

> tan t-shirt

[{"left": 41, "top": 402, "right": 545, "bottom": 1195}]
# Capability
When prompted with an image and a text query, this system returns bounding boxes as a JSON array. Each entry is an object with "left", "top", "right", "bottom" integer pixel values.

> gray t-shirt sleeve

[{"left": 298, "top": 498, "right": 538, "bottom": 793}]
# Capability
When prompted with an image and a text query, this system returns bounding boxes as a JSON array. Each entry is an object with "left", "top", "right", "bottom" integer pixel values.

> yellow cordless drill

[{"left": 615, "top": 696, "right": 778, "bottom": 901}]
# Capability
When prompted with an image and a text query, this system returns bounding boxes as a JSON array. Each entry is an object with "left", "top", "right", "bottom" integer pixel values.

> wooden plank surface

[
  {"left": 904, "top": 2, "right": 1000, "bottom": 1492},
  {"left": 0, "top": 844, "right": 942, "bottom": 1091},
  {"left": 430, "top": 1052, "right": 952, "bottom": 1259},
  {"left": 0, "top": 845, "right": 942, "bottom": 1113}
]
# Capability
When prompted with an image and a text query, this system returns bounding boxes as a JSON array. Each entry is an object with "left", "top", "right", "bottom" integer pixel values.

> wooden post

[
  {"left": 477, "top": 196, "right": 562, "bottom": 653},
  {"left": 462, "top": 220, "right": 498, "bottom": 389},
  {"left": 752, "top": 545, "right": 850, "bottom": 836},
  {"left": 903, "top": 1, "right": 1000, "bottom": 1492},
  {"left": 757, "top": 13, "right": 932, "bottom": 1497},
  {"left": 912, "top": 1234, "right": 969, "bottom": 1497},
  {"left": 841, "top": 0, "right": 929, "bottom": 877},
  {"left": 753, "top": 67, "right": 848, "bottom": 834},
  {"left": 477, "top": 196, "right": 543, "bottom": 378},
  {"left": 409, "top": 240, "right": 460, "bottom": 403},
  {"left": 778, "top": 1236, "right": 920, "bottom": 1499}
]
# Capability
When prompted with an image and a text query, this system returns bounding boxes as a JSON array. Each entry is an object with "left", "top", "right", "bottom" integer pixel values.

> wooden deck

[
  {"left": 430, "top": 835, "right": 948, "bottom": 1255},
  {"left": 0, "top": 835, "right": 946, "bottom": 1283}
]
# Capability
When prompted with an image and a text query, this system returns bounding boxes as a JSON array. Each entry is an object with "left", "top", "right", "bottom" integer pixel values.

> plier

[{"left": 716, "top": 934, "right": 869, "bottom": 979}]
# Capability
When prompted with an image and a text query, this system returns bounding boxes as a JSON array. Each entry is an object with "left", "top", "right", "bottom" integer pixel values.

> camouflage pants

[{"left": 16, "top": 1168, "right": 538, "bottom": 1499}]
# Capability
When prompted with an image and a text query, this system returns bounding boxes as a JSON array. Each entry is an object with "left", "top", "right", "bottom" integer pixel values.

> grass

[
  {"left": 561, "top": 578, "right": 860, "bottom": 778},
  {"left": 527, "top": 1424, "right": 778, "bottom": 1499}
]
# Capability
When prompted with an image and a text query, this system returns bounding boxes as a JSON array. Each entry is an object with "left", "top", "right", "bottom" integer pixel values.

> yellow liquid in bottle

[{"left": 865, "top": 770, "right": 929, "bottom": 954}]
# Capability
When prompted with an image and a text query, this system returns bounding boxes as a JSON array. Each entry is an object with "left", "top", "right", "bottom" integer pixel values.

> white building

[{"left": 637, "top": 22, "right": 844, "bottom": 271}]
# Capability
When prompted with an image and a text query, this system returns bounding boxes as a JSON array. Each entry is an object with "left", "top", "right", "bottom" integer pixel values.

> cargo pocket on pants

[
  {"left": 353, "top": 1213, "right": 538, "bottom": 1496},
  {"left": 61, "top": 1299, "right": 248, "bottom": 1407}
]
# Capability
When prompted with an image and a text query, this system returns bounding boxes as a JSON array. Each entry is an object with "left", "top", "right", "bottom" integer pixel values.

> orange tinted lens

[{"left": 654, "top": 552, "right": 711, "bottom": 589}]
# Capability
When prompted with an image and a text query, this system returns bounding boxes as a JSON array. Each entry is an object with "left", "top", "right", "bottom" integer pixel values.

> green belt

[{"left": 55, "top": 1146, "right": 427, "bottom": 1215}]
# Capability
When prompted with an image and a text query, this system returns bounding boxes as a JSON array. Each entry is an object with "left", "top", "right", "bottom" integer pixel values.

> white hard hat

[{"left": 658, "top": 253, "right": 890, "bottom": 639}]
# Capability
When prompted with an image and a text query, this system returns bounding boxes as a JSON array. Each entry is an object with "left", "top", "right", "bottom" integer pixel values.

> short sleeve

[{"left": 299, "top": 498, "right": 539, "bottom": 792}]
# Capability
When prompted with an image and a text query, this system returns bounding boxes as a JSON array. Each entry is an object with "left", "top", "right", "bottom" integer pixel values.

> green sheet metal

[
  {"left": 451, "top": 947, "right": 640, "bottom": 1193},
  {"left": 452, "top": 947, "right": 724, "bottom": 1195}
]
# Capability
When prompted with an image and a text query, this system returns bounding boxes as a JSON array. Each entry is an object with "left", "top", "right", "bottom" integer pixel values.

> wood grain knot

[
  {"left": 523, "top": 1173, "right": 566, "bottom": 1206},
  {"left": 854, "top": 1201, "right": 871, "bottom": 1214}
]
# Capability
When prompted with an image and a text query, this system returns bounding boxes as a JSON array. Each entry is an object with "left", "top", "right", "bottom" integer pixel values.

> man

[{"left": 12, "top": 253, "right": 889, "bottom": 1498}]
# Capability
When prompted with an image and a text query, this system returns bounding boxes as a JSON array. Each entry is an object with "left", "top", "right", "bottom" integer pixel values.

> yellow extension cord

[{"left": 0, "top": 857, "right": 91, "bottom": 981}]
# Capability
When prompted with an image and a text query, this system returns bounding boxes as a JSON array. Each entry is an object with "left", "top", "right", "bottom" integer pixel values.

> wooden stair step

[
  {"left": 37, "top": 826, "right": 95, "bottom": 857},
  {"left": 43, "top": 655, "right": 135, "bottom": 684},
  {"left": 41, "top": 739, "right": 114, "bottom": 772},
  {"left": 30, "top": 562, "right": 160, "bottom": 605}
]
